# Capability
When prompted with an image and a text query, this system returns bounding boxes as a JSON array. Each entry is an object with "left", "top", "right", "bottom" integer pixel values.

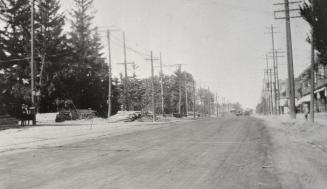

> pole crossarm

[
  {"left": 117, "top": 62, "right": 135, "bottom": 65},
  {"left": 273, "top": 1, "right": 302, "bottom": 6},
  {"left": 274, "top": 1, "right": 302, "bottom": 20}
]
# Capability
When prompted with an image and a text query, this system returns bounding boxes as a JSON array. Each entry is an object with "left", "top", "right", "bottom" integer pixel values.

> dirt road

[{"left": 0, "top": 117, "right": 281, "bottom": 189}]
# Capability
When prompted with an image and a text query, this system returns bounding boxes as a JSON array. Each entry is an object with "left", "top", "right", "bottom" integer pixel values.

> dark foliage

[{"left": 300, "top": 0, "right": 327, "bottom": 65}]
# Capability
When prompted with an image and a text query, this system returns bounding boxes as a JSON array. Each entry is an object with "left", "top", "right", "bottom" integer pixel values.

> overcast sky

[{"left": 61, "top": 0, "right": 311, "bottom": 109}]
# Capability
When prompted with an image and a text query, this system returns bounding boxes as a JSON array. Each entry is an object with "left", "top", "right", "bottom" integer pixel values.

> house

[
  {"left": 278, "top": 78, "right": 302, "bottom": 114},
  {"left": 295, "top": 64, "right": 327, "bottom": 113}
]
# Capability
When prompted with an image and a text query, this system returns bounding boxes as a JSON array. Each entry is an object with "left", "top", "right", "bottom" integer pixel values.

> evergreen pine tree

[
  {"left": 34, "top": 0, "right": 69, "bottom": 112},
  {"left": 67, "top": 0, "right": 117, "bottom": 116},
  {"left": 0, "top": 0, "right": 32, "bottom": 115}
]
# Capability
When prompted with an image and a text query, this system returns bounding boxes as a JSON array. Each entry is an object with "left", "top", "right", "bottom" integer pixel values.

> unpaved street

[{"left": 0, "top": 117, "right": 281, "bottom": 189}]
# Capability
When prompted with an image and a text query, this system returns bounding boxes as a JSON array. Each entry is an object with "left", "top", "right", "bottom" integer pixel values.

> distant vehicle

[
  {"left": 235, "top": 111, "right": 242, "bottom": 116},
  {"left": 243, "top": 109, "right": 253, "bottom": 116}
]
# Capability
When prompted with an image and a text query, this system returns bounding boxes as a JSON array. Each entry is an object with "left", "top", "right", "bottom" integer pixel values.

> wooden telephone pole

[
  {"left": 158, "top": 64, "right": 185, "bottom": 115},
  {"left": 117, "top": 32, "right": 135, "bottom": 111},
  {"left": 310, "top": 0, "right": 316, "bottom": 123},
  {"left": 145, "top": 52, "right": 159, "bottom": 122},
  {"left": 185, "top": 73, "right": 189, "bottom": 116},
  {"left": 274, "top": 0, "right": 302, "bottom": 119},
  {"left": 216, "top": 93, "right": 219, "bottom": 118},
  {"left": 193, "top": 81, "right": 196, "bottom": 119},
  {"left": 106, "top": 29, "right": 119, "bottom": 118},
  {"left": 178, "top": 64, "right": 182, "bottom": 115},
  {"left": 30, "top": 0, "right": 36, "bottom": 125},
  {"left": 159, "top": 53, "right": 164, "bottom": 116}
]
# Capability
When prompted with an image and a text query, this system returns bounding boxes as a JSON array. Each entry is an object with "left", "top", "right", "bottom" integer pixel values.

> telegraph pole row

[
  {"left": 265, "top": 25, "right": 279, "bottom": 115},
  {"left": 264, "top": 69, "right": 271, "bottom": 115},
  {"left": 265, "top": 68, "right": 274, "bottom": 115},
  {"left": 265, "top": 55, "right": 275, "bottom": 114},
  {"left": 263, "top": 74, "right": 269, "bottom": 115},
  {"left": 157, "top": 63, "right": 187, "bottom": 116},
  {"left": 267, "top": 50, "right": 286, "bottom": 115}
]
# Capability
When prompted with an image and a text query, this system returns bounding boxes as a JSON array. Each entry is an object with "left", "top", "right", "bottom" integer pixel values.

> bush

[{"left": 55, "top": 112, "right": 71, "bottom": 122}]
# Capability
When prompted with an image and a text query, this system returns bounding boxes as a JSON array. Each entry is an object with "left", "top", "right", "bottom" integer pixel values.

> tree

[
  {"left": 34, "top": 0, "right": 69, "bottom": 112},
  {"left": 300, "top": 0, "right": 327, "bottom": 65},
  {"left": 197, "top": 87, "right": 215, "bottom": 115},
  {"left": 66, "top": 0, "right": 119, "bottom": 116},
  {"left": 0, "top": 0, "right": 32, "bottom": 116}
]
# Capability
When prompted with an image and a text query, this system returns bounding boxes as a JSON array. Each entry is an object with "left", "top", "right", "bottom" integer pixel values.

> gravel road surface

[{"left": 1, "top": 117, "right": 281, "bottom": 189}]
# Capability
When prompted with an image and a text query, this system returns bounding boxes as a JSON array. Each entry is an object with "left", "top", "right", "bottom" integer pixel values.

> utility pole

[
  {"left": 160, "top": 53, "right": 164, "bottom": 116},
  {"left": 123, "top": 32, "right": 129, "bottom": 111},
  {"left": 132, "top": 63, "right": 137, "bottom": 78},
  {"left": 216, "top": 93, "right": 219, "bottom": 118},
  {"left": 265, "top": 68, "right": 274, "bottom": 115},
  {"left": 222, "top": 97, "right": 224, "bottom": 117},
  {"left": 274, "top": 0, "right": 301, "bottom": 119},
  {"left": 263, "top": 74, "right": 268, "bottom": 115},
  {"left": 208, "top": 87, "right": 211, "bottom": 116},
  {"left": 265, "top": 25, "right": 279, "bottom": 115},
  {"left": 224, "top": 98, "right": 226, "bottom": 116},
  {"left": 262, "top": 71, "right": 268, "bottom": 115},
  {"left": 30, "top": 0, "right": 36, "bottom": 125},
  {"left": 264, "top": 69, "right": 271, "bottom": 115},
  {"left": 151, "top": 51, "right": 156, "bottom": 122},
  {"left": 268, "top": 50, "right": 286, "bottom": 115},
  {"left": 185, "top": 73, "right": 188, "bottom": 116},
  {"left": 178, "top": 64, "right": 182, "bottom": 115},
  {"left": 268, "top": 69, "right": 274, "bottom": 115},
  {"left": 106, "top": 29, "right": 119, "bottom": 118},
  {"left": 106, "top": 30, "right": 112, "bottom": 118},
  {"left": 310, "top": 0, "right": 315, "bottom": 123},
  {"left": 199, "top": 82, "right": 204, "bottom": 117},
  {"left": 118, "top": 33, "right": 134, "bottom": 111},
  {"left": 145, "top": 52, "right": 159, "bottom": 122},
  {"left": 157, "top": 64, "right": 185, "bottom": 115},
  {"left": 265, "top": 55, "right": 274, "bottom": 115},
  {"left": 193, "top": 81, "right": 196, "bottom": 119}
]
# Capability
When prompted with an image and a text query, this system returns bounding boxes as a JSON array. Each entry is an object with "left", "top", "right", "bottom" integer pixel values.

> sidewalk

[
  {"left": 287, "top": 112, "right": 327, "bottom": 126},
  {"left": 258, "top": 114, "right": 327, "bottom": 189}
]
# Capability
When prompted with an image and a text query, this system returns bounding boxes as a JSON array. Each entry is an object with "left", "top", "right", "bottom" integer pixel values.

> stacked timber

[{"left": 0, "top": 115, "right": 19, "bottom": 130}]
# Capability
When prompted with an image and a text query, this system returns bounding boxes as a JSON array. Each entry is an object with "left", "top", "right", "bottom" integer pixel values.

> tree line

[
  {"left": 0, "top": 0, "right": 115, "bottom": 116},
  {"left": 0, "top": 0, "right": 227, "bottom": 117}
]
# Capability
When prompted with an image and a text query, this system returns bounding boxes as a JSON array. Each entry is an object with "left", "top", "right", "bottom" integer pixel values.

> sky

[{"left": 61, "top": 0, "right": 311, "bottom": 109}]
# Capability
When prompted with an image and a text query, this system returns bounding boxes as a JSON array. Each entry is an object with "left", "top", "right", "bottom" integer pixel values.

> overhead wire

[{"left": 110, "top": 35, "right": 151, "bottom": 58}]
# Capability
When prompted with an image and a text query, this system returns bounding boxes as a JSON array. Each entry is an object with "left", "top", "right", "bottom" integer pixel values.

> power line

[
  {"left": 110, "top": 35, "right": 151, "bottom": 58},
  {"left": 0, "top": 57, "right": 30, "bottom": 63}
]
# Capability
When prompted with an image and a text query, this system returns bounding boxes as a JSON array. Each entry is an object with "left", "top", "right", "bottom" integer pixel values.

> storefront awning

[
  {"left": 296, "top": 94, "right": 310, "bottom": 106},
  {"left": 315, "top": 87, "right": 326, "bottom": 94}
]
